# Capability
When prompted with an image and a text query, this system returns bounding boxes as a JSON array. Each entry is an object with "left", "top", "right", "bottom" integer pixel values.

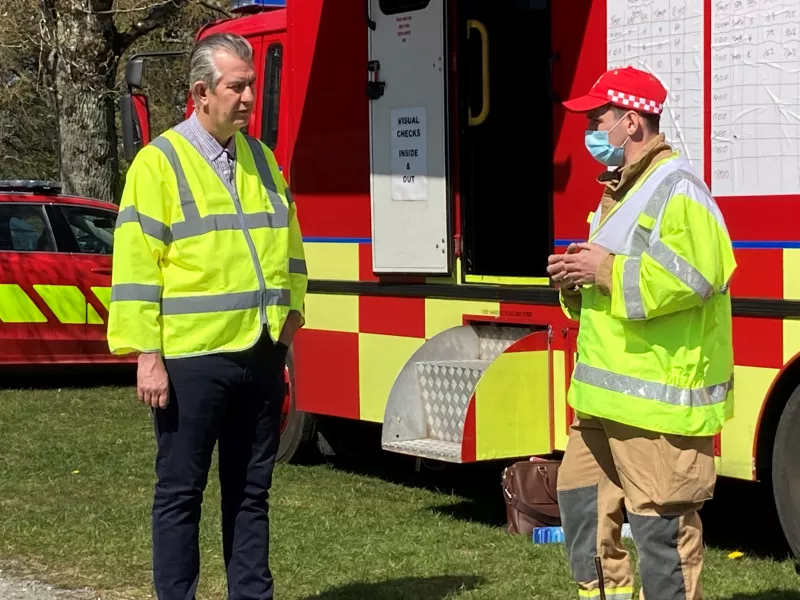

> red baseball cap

[{"left": 562, "top": 66, "right": 667, "bottom": 115}]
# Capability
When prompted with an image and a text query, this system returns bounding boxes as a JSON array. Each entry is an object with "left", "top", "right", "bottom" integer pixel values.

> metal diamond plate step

[
  {"left": 476, "top": 325, "right": 530, "bottom": 361},
  {"left": 383, "top": 439, "right": 462, "bottom": 462},
  {"left": 416, "top": 359, "right": 489, "bottom": 444}
]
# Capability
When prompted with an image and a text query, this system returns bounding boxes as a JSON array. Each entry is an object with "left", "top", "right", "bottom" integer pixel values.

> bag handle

[{"left": 503, "top": 487, "right": 561, "bottom": 527}]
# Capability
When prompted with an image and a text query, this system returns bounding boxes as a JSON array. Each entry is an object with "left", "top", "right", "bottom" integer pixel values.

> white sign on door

[{"left": 390, "top": 106, "right": 427, "bottom": 201}]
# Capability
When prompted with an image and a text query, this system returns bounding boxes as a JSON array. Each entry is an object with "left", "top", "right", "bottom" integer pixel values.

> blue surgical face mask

[{"left": 584, "top": 113, "right": 630, "bottom": 167}]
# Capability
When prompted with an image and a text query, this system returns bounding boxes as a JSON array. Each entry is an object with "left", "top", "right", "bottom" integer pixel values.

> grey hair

[{"left": 189, "top": 33, "right": 253, "bottom": 102}]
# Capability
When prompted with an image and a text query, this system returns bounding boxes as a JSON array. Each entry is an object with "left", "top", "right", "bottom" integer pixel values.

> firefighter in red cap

[{"left": 547, "top": 66, "right": 736, "bottom": 599}]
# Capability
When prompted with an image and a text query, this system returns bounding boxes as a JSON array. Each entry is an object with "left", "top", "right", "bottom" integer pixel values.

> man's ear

[
  {"left": 191, "top": 80, "right": 209, "bottom": 107},
  {"left": 628, "top": 112, "right": 645, "bottom": 138}
]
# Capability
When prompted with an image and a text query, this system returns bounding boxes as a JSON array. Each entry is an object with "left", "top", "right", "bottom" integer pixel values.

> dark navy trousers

[{"left": 152, "top": 335, "right": 287, "bottom": 600}]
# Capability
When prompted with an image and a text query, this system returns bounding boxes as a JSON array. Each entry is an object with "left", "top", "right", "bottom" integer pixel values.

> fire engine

[{"left": 119, "top": 0, "right": 800, "bottom": 556}]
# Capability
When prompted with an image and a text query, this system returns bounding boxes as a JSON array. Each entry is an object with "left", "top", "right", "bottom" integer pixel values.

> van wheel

[
  {"left": 276, "top": 349, "right": 317, "bottom": 464},
  {"left": 772, "top": 384, "right": 800, "bottom": 559}
]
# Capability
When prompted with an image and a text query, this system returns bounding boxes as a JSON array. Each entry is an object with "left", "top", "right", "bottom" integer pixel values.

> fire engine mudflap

[{"left": 381, "top": 324, "right": 553, "bottom": 463}]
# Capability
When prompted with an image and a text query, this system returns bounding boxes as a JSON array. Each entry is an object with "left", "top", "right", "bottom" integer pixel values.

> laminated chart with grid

[
  {"left": 711, "top": 0, "right": 800, "bottom": 196},
  {"left": 607, "top": 0, "right": 706, "bottom": 177}
]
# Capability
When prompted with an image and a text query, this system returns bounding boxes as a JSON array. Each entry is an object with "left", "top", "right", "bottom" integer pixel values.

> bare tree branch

[
  {"left": 198, "top": 0, "right": 230, "bottom": 17},
  {"left": 71, "top": 0, "right": 175, "bottom": 15},
  {"left": 116, "top": 0, "right": 192, "bottom": 51}
]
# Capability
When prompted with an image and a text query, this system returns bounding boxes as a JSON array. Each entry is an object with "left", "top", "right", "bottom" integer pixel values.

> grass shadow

[
  {"left": 427, "top": 498, "right": 508, "bottom": 528},
  {"left": 721, "top": 593, "right": 800, "bottom": 599},
  {"left": 320, "top": 435, "right": 516, "bottom": 528},
  {"left": 0, "top": 364, "right": 136, "bottom": 390},
  {"left": 318, "top": 421, "right": 799, "bottom": 560},
  {"left": 314, "top": 418, "right": 544, "bottom": 527},
  {"left": 302, "top": 575, "right": 484, "bottom": 600},
  {"left": 700, "top": 476, "right": 794, "bottom": 561}
]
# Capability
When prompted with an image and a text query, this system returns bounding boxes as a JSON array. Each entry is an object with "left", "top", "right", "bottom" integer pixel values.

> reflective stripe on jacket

[
  {"left": 107, "top": 128, "right": 307, "bottom": 358},
  {"left": 566, "top": 153, "right": 736, "bottom": 437}
]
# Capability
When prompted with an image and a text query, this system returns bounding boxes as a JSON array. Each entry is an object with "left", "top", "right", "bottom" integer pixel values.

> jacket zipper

[{"left": 231, "top": 191, "right": 269, "bottom": 328}]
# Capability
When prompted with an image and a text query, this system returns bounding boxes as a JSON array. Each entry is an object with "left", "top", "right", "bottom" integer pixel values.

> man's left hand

[
  {"left": 547, "top": 243, "right": 580, "bottom": 288},
  {"left": 278, "top": 311, "right": 303, "bottom": 348},
  {"left": 561, "top": 243, "right": 610, "bottom": 287}
]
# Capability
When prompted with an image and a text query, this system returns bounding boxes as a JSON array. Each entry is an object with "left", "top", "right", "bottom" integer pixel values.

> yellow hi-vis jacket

[
  {"left": 562, "top": 153, "right": 737, "bottom": 437},
  {"left": 107, "top": 128, "right": 307, "bottom": 358}
]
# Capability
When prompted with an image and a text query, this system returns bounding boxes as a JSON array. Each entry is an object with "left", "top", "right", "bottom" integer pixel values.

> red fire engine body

[{"left": 117, "top": 0, "right": 800, "bottom": 555}]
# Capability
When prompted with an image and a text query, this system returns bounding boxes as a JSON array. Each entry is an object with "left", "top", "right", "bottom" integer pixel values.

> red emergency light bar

[
  {"left": 230, "top": 0, "right": 285, "bottom": 13},
  {"left": 0, "top": 180, "right": 62, "bottom": 194}
]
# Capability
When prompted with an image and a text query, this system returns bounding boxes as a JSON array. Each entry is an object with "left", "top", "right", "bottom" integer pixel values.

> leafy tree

[{"left": 0, "top": 0, "right": 229, "bottom": 201}]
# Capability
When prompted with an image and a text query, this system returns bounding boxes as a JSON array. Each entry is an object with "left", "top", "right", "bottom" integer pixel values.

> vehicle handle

[
  {"left": 90, "top": 266, "right": 112, "bottom": 275},
  {"left": 467, "top": 19, "right": 490, "bottom": 127},
  {"left": 365, "top": 0, "right": 376, "bottom": 30}
]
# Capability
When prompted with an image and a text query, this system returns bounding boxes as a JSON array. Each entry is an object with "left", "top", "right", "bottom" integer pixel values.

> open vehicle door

[{"left": 367, "top": 0, "right": 450, "bottom": 274}]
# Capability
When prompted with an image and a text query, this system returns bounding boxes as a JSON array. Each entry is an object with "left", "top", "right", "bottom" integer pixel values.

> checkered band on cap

[{"left": 607, "top": 89, "right": 664, "bottom": 114}]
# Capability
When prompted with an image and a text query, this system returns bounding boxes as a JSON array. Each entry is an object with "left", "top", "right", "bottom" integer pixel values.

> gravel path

[{"left": 0, "top": 569, "right": 99, "bottom": 600}]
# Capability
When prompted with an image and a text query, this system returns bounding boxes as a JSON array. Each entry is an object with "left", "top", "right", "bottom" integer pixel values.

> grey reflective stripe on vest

[
  {"left": 150, "top": 136, "right": 200, "bottom": 221},
  {"left": 648, "top": 241, "right": 714, "bottom": 299},
  {"left": 630, "top": 169, "right": 710, "bottom": 256},
  {"left": 147, "top": 134, "right": 289, "bottom": 242},
  {"left": 622, "top": 244, "right": 716, "bottom": 320},
  {"left": 289, "top": 258, "right": 307, "bottom": 275},
  {"left": 111, "top": 283, "right": 162, "bottom": 303},
  {"left": 161, "top": 289, "right": 290, "bottom": 315},
  {"left": 243, "top": 135, "right": 289, "bottom": 225},
  {"left": 171, "top": 211, "right": 289, "bottom": 241},
  {"left": 622, "top": 168, "right": 715, "bottom": 317},
  {"left": 573, "top": 362, "right": 731, "bottom": 407},
  {"left": 244, "top": 136, "right": 277, "bottom": 192},
  {"left": 622, "top": 240, "right": 715, "bottom": 319},
  {"left": 622, "top": 258, "right": 645, "bottom": 319},
  {"left": 115, "top": 206, "right": 172, "bottom": 245}
]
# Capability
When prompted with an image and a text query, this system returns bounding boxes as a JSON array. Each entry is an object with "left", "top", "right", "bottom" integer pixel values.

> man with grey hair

[{"left": 108, "top": 32, "right": 307, "bottom": 600}]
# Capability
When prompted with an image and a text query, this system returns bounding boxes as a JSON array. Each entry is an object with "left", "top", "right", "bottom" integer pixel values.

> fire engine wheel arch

[
  {"left": 771, "top": 382, "right": 800, "bottom": 559},
  {"left": 276, "top": 348, "right": 317, "bottom": 464}
]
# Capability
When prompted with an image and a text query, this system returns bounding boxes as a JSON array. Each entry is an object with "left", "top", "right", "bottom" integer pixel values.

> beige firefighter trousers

[{"left": 556, "top": 415, "right": 716, "bottom": 600}]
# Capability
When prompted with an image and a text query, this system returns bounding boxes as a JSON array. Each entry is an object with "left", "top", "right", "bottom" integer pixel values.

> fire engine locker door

[{"left": 368, "top": 0, "right": 449, "bottom": 274}]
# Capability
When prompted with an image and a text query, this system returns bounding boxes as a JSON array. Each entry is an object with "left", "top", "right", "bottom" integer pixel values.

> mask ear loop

[{"left": 608, "top": 110, "right": 633, "bottom": 149}]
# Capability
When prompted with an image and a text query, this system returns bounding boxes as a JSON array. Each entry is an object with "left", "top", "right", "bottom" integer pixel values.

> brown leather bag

[{"left": 502, "top": 458, "right": 561, "bottom": 536}]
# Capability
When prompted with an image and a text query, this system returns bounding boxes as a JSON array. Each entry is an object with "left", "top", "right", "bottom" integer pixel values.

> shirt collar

[{"left": 188, "top": 112, "right": 236, "bottom": 161}]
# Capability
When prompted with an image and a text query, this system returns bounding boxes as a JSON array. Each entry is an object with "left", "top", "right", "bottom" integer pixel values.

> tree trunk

[{"left": 53, "top": 0, "right": 119, "bottom": 202}]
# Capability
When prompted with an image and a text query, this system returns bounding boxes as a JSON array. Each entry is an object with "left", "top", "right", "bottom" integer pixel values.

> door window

[
  {"left": 58, "top": 206, "right": 116, "bottom": 255},
  {"left": 261, "top": 43, "right": 282, "bottom": 150},
  {"left": 380, "top": 0, "right": 431, "bottom": 14},
  {"left": 0, "top": 204, "right": 55, "bottom": 252}
]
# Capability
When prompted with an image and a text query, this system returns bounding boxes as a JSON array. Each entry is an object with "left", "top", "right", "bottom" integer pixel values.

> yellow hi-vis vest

[
  {"left": 107, "top": 128, "right": 307, "bottom": 359},
  {"left": 563, "top": 153, "right": 737, "bottom": 437}
]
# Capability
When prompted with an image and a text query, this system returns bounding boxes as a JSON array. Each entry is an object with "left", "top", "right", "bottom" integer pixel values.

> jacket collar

[{"left": 597, "top": 133, "right": 673, "bottom": 198}]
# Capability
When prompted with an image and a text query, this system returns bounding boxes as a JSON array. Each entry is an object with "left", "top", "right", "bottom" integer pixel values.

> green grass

[{"left": 0, "top": 382, "right": 799, "bottom": 599}]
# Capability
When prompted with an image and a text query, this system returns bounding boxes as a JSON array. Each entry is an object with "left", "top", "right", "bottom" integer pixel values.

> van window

[
  {"left": 261, "top": 43, "right": 282, "bottom": 150},
  {"left": 0, "top": 205, "right": 55, "bottom": 252},
  {"left": 58, "top": 206, "right": 115, "bottom": 255},
  {"left": 379, "top": 0, "right": 431, "bottom": 14}
]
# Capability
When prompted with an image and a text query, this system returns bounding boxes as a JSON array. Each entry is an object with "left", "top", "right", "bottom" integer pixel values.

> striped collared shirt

[{"left": 173, "top": 112, "right": 238, "bottom": 198}]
